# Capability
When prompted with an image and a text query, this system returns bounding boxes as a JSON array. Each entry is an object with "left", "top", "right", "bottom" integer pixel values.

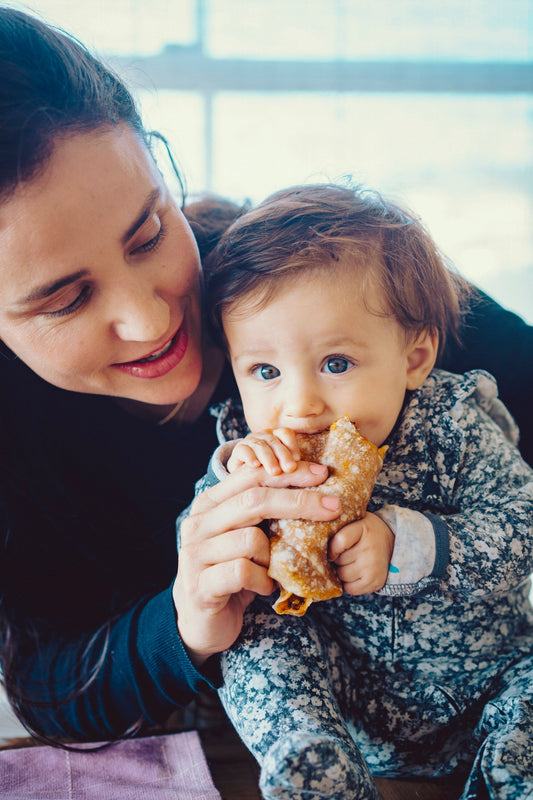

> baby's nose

[{"left": 284, "top": 381, "right": 325, "bottom": 419}]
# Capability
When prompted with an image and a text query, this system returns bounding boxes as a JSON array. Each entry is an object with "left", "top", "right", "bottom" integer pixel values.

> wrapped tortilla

[{"left": 268, "top": 415, "right": 387, "bottom": 616}]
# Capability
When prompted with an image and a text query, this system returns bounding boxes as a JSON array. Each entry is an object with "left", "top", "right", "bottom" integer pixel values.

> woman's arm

[
  {"left": 15, "top": 588, "right": 210, "bottom": 741},
  {"left": 10, "top": 462, "right": 337, "bottom": 741}
]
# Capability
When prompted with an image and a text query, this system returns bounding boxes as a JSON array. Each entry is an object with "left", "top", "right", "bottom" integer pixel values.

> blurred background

[{"left": 6, "top": 0, "right": 533, "bottom": 323}]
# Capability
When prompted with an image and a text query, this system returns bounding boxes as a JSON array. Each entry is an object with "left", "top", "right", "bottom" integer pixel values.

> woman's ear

[{"left": 406, "top": 329, "right": 439, "bottom": 390}]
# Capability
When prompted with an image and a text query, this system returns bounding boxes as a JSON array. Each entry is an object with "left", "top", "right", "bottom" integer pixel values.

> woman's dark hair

[
  {"left": 0, "top": 6, "right": 155, "bottom": 745},
  {"left": 183, "top": 194, "right": 250, "bottom": 263},
  {"left": 0, "top": 6, "right": 146, "bottom": 202},
  {"left": 206, "top": 182, "right": 470, "bottom": 358}
]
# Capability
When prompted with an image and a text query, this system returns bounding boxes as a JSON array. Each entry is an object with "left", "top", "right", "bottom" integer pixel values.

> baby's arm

[
  {"left": 353, "top": 375, "right": 533, "bottom": 600},
  {"left": 227, "top": 429, "right": 301, "bottom": 475}
]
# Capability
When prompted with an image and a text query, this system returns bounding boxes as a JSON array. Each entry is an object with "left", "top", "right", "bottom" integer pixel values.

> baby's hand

[
  {"left": 227, "top": 429, "right": 301, "bottom": 476},
  {"left": 328, "top": 512, "right": 394, "bottom": 595}
]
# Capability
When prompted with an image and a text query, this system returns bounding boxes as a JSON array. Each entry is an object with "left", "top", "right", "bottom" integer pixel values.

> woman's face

[{"left": 0, "top": 125, "right": 203, "bottom": 407}]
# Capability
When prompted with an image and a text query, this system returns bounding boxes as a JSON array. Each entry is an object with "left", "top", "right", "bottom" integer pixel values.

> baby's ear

[{"left": 406, "top": 329, "right": 439, "bottom": 390}]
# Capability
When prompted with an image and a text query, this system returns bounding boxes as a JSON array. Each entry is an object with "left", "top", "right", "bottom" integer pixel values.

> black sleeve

[
  {"left": 440, "top": 287, "right": 533, "bottom": 466},
  {"left": 13, "top": 588, "right": 221, "bottom": 741}
]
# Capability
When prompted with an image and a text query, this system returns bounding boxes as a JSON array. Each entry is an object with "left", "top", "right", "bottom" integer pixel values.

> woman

[{"left": 0, "top": 7, "right": 530, "bottom": 742}]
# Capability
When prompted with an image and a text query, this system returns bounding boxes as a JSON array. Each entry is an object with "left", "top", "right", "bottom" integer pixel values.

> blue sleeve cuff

[
  {"left": 137, "top": 588, "right": 222, "bottom": 710},
  {"left": 426, "top": 513, "right": 450, "bottom": 578}
]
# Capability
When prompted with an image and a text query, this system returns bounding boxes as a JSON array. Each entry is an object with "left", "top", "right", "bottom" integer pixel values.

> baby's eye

[
  {"left": 252, "top": 364, "right": 280, "bottom": 381},
  {"left": 322, "top": 356, "right": 352, "bottom": 374}
]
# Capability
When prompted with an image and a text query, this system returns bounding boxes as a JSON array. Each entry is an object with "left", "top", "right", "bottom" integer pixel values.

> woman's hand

[
  {"left": 173, "top": 462, "right": 339, "bottom": 665},
  {"left": 328, "top": 511, "right": 394, "bottom": 595}
]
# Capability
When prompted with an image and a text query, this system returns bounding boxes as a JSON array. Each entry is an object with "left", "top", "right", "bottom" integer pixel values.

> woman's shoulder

[{"left": 440, "top": 287, "right": 532, "bottom": 465}]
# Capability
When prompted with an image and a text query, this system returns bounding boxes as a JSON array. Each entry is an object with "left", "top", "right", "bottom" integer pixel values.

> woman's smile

[{"left": 113, "top": 321, "right": 189, "bottom": 379}]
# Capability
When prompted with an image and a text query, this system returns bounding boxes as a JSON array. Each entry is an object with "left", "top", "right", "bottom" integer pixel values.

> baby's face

[{"left": 223, "top": 269, "right": 436, "bottom": 446}]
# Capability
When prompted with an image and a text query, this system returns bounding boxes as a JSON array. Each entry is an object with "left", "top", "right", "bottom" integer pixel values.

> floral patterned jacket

[{"left": 186, "top": 369, "right": 533, "bottom": 707}]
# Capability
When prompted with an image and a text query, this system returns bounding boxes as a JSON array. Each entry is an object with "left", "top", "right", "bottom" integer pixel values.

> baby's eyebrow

[{"left": 231, "top": 347, "right": 273, "bottom": 362}]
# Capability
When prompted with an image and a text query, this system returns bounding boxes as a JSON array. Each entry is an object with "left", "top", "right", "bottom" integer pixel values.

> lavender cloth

[{"left": 0, "top": 731, "right": 221, "bottom": 799}]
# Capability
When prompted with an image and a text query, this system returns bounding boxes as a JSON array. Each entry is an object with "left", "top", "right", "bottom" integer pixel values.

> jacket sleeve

[
  {"left": 17, "top": 587, "right": 222, "bottom": 741},
  {"left": 428, "top": 402, "right": 533, "bottom": 599},
  {"left": 376, "top": 376, "right": 533, "bottom": 600}
]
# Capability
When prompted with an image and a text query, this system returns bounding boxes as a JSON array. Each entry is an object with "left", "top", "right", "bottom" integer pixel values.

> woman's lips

[{"left": 112, "top": 323, "right": 188, "bottom": 379}]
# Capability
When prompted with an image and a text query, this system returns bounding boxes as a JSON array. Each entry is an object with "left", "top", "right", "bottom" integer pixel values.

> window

[{"left": 14, "top": 0, "right": 533, "bottom": 322}]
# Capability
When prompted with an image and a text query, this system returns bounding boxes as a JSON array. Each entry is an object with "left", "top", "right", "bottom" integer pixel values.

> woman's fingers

[
  {"left": 175, "top": 460, "right": 341, "bottom": 664},
  {"left": 184, "top": 526, "right": 271, "bottom": 572},
  {"left": 188, "top": 460, "right": 330, "bottom": 513},
  {"left": 191, "top": 461, "right": 325, "bottom": 512},
  {"left": 174, "top": 527, "right": 275, "bottom": 662},
  {"left": 198, "top": 556, "right": 274, "bottom": 603},
  {"left": 182, "top": 469, "right": 340, "bottom": 547}
]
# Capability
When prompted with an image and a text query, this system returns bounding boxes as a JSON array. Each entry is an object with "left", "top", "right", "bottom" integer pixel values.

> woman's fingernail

[
  {"left": 309, "top": 463, "right": 327, "bottom": 474},
  {"left": 321, "top": 495, "right": 340, "bottom": 511}
]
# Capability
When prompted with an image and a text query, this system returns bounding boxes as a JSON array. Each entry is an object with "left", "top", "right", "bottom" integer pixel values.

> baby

[{"left": 196, "top": 183, "right": 533, "bottom": 800}]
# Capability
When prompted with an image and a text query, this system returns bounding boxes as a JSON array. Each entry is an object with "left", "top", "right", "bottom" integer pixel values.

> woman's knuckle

[
  {"left": 241, "top": 526, "right": 256, "bottom": 550},
  {"left": 241, "top": 485, "right": 267, "bottom": 510},
  {"left": 179, "top": 514, "right": 200, "bottom": 544},
  {"left": 244, "top": 525, "right": 266, "bottom": 553},
  {"left": 233, "top": 557, "right": 250, "bottom": 584},
  {"left": 293, "top": 488, "right": 312, "bottom": 512},
  {"left": 179, "top": 516, "right": 191, "bottom": 538}
]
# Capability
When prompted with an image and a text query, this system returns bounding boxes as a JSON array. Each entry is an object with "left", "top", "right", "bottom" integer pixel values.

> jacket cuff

[
  {"left": 209, "top": 441, "right": 239, "bottom": 482},
  {"left": 375, "top": 505, "right": 438, "bottom": 590},
  {"left": 137, "top": 587, "right": 222, "bottom": 706}
]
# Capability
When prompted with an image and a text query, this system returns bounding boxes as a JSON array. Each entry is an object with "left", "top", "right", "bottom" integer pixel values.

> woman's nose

[{"left": 111, "top": 283, "right": 170, "bottom": 343}]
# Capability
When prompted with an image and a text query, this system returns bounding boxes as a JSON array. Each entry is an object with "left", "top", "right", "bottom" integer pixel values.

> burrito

[{"left": 268, "top": 415, "right": 387, "bottom": 616}]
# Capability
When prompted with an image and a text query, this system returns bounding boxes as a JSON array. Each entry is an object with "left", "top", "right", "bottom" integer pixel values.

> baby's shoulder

[{"left": 419, "top": 368, "right": 519, "bottom": 446}]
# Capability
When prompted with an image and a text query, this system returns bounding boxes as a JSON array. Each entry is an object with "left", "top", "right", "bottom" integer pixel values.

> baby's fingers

[
  {"left": 267, "top": 432, "right": 300, "bottom": 473},
  {"left": 272, "top": 428, "right": 301, "bottom": 465},
  {"left": 242, "top": 433, "right": 299, "bottom": 475},
  {"left": 329, "top": 519, "right": 364, "bottom": 561},
  {"left": 227, "top": 443, "right": 262, "bottom": 472}
]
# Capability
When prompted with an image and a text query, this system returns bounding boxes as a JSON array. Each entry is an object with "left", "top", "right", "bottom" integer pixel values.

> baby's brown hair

[{"left": 205, "top": 182, "right": 468, "bottom": 357}]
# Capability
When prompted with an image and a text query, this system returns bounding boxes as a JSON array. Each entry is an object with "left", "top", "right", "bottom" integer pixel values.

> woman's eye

[
  {"left": 44, "top": 285, "right": 92, "bottom": 318},
  {"left": 252, "top": 364, "right": 280, "bottom": 381},
  {"left": 133, "top": 221, "right": 166, "bottom": 255},
  {"left": 323, "top": 356, "right": 352, "bottom": 374}
]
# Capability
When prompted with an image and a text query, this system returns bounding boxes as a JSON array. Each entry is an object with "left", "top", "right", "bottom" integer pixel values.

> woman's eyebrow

[
  {"left": 122, "top": 188, "right": 161, "bottom": 244},
  {"left": 18, "top": 270, "right": 89, "bottom": 305},
  {"left": 15, "top": 189, "right": 162, "bottom": 308}
]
